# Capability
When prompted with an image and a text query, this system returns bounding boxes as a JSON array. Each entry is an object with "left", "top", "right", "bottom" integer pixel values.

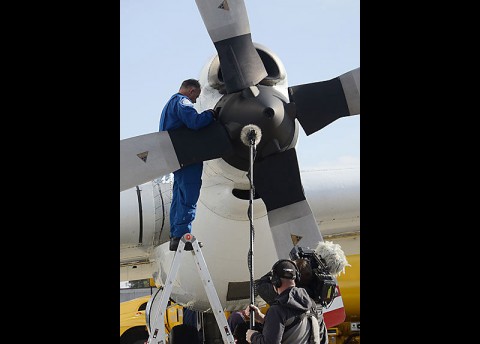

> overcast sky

[{"left": 120, "top": 0, "right": 360, "bottom": 170}]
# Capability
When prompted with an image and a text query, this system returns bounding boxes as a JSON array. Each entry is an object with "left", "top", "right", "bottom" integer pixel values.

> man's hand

[
  {"left": 209, "top": 108, "right": 219, "bottom": 120},
  {"left": 246, "top": 329, "right": 258, "bottom": 343},
  {"left": 244, "top": 304, "right": 265, "bottom": 324}
]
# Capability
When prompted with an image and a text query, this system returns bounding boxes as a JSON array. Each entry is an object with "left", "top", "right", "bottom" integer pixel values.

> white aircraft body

[{"left": 120, "top": 163, "right": 359, "bottom": 311}]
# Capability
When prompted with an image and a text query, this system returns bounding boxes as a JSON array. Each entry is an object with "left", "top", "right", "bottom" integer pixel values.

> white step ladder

[{"left": 146, "top": 233, "right": 235, "bottom": 344}]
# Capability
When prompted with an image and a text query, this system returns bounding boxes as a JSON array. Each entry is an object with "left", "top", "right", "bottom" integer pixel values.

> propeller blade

[
  {"left": 253, "top": 148, "right": 323, "bottom": 258},
  {"left": 120, "top": 121, "right": 233, "bottom": 192},
  {"left": 288, "top": 67, "right": 360, "bottom": 135},
  {"left": 195, "top": 0, "right": 267, "bottom": 93}
]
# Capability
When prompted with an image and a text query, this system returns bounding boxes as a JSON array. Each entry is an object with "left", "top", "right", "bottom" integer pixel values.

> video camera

[{"left": 289, "top": 246, "right": 337, "bottom": 307}]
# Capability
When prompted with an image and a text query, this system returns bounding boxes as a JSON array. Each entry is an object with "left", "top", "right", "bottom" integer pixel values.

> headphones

[{"left": 270, "top": 259, "right": 301, "bottom": 288}]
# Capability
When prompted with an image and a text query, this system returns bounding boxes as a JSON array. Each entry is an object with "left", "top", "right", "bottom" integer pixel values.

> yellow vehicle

[
  {"left": 120, "top": 295, "right": 184, "bottom": 344},
  {"left": 120, "top": 295, "right": 150, "bottom": 344}
]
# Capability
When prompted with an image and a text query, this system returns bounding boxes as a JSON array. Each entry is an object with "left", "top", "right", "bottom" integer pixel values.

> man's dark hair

[{"left": 181, "top": 79, "right": 201, "bottom": 89}]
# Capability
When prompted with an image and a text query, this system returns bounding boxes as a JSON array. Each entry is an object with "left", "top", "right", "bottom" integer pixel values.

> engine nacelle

[
  {"left": 120, "top": 178, "right": 172, "bottom": 281},
  {"left": 197, "top": 43, "right": 299, "bottom": 171}
]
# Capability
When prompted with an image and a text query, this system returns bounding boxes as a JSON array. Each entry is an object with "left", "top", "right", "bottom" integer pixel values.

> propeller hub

[{"left": 214, "top": 85, "right": 298, "bottom": 171}]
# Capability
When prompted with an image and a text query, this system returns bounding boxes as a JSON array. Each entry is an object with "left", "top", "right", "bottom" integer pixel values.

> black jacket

[
  {"left": 250, "top": 286, "right": 315, "bottom": 344},
  {"left": 255, "top": 273, "right": 328, "bottom": 344}
]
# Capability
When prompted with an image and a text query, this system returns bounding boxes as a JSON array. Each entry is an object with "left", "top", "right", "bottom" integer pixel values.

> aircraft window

[{"left": 138, "top": 302, "right": 147, "bottom": 311}]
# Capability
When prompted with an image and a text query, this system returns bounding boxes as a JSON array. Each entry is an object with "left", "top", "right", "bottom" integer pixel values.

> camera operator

[
  {"left": 253, "top": 242, "right": 349, "bottom": 343},
  {"left": 246, "top": 259, "right": 321, "bottom": 343},
  {"left": 254, "top": 258, "right": 328, "bottom": 344}
]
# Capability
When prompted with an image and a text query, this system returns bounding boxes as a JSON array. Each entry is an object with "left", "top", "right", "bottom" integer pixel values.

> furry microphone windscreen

[
  {"left": 315, "top": 241, "right": 351, "bottom": 276},
  {"left": 240, "top": 124, "right": 262, "bottom": 146}
]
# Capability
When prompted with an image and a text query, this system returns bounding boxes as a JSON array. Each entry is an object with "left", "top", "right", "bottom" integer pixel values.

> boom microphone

[
  {"left": 315, "top": 241, "right": 351, "bottom": 276},
  {"left": 240, "top": 124, "right": 262, "bottom": 146}
]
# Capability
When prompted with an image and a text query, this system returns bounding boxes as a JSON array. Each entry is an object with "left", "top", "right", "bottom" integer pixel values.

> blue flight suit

[{"left": 159, "top": 93, "right": 214, "bottom": 239}]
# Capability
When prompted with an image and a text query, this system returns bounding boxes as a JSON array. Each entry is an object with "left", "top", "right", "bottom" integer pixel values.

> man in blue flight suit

[{"left": 159, "top": 79, "right": 216, "bottom": 251}]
